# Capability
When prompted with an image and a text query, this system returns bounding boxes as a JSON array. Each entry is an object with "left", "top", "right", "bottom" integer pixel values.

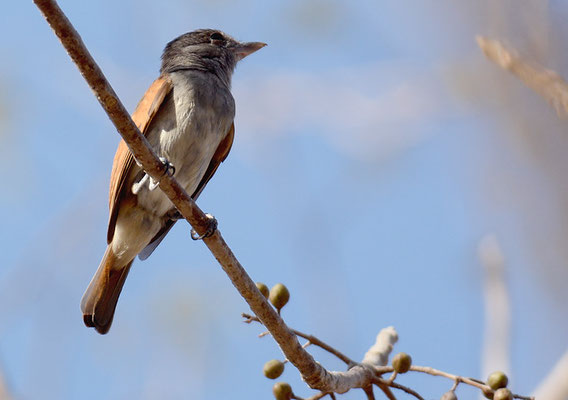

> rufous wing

[
  {"left": 106, "top": 76, "right": 173, "bottom": 243},
  {"left": 191, "top": 122, "right": 235, "bottom": 199}
]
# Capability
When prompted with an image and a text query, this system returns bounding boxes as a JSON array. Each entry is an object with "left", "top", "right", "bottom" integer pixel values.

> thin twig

[
  {"left": 243, "top": 313, "right": 356, "bottom": 366},
  {"left": 513, "top": 394, "right": 537, "bottom": 400},
  {"left": 293, "top": 329, "right": 357, "bottom": 367},
  {"left": 372, "top": 365, "right": 533, "bottom": 400},
  {"left": 409, "top": 366, "right": 488, "bottom": 392},
  {"left": 375, "top": 382, "right": 396, "bottom": 400},
  {"left": 450, "top": 379, "right": 459, "bottom": 392},
  {"left": 363, "top": 386, "right": 376, "bottom": 400},
  {"left": 409, "top": 366, "right": 533, "bottom": 400},
  {"left": 297, "top": 391, "right": 332, "bottom": 400},
  {"left": 373, "top": 378, "right": 424, "bottom": 400}
]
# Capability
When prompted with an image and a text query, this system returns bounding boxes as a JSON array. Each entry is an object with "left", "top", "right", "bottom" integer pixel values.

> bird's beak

[{"left": 233, "top": 42, "right": 267, "bottom": 60}]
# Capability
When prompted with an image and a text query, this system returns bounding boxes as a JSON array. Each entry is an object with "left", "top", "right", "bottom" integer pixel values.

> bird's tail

[{"left": 81, "top": 246, "right": 133, "bottom": 334}]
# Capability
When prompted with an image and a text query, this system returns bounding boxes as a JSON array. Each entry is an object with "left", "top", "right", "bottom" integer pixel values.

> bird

[{"left": 81, "top": 29, "right": 266, "bottom": 334}]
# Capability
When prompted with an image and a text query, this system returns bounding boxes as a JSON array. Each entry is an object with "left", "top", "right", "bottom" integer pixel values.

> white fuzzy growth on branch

[
  {"left": 362, "top": 326, "right": 398, "bottom": 367},
  {"left": 532, "top": 349, "right": 568, "bottom": 400}
]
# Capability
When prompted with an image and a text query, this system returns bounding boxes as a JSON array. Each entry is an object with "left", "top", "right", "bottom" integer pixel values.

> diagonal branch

[
  {"left": 477, "top": 36, "right": 568, "bottom": 117},
  {"left": 33, "top": 0, "right": 375, "bottom": 393},
  {"left": 532, "top": 349, "right": 568, "bottom": 400}
]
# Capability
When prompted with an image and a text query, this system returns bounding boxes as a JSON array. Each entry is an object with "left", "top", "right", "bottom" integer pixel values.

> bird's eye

[{"left": 210, "top": 32, "right": 225, "bottom": 42}]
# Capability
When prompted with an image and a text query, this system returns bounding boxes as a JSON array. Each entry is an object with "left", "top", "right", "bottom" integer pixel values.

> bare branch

[
  {"left": 478, "top": 234, "right": 511, "bottom": 379},
  {"left": 407, "top": 366, "right": 533, "bottom": 400},
  {"left": 477, "top": 36, "right": 568, "bottom": 117},
  {"left": 0, "top": 365, "right": 12, "bottom": 400},
  {"left": 362, "top": 327, "right": 398, "bottom": 367},
  {"left": 243, "top": 313, "right": 356, "bottom": 366},
  {"left": 363, "top": 386, "right": 376, "bottom": 400},
  {"left": 375, "top": 383, "right": 396, "bottom": 400},
  {"left": 373, "top": 378, "right": 423, "bottom": 400},
  {"left": 532, "top": 349, "right": 568, "bottom": 400},
  {"left": 296, "top": 391, "right": 332, "bottom": 400}
]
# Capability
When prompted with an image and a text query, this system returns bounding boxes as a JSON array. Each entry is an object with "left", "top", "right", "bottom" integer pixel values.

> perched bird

[{"left": 81, "top": 29, "right": 266, "bottom": 334}]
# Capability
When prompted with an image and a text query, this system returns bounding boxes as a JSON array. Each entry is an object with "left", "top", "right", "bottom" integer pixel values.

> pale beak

[{"left": 233, "top": 42, "right": 267, "bottom": 60}]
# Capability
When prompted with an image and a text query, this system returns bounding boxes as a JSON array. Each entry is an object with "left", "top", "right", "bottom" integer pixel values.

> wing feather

[
  {"left": 191, "top": 122, "right": 235, "bottom": 199},
  {"left": 106, "top": 76, "right": 173, "bottom": 243}
]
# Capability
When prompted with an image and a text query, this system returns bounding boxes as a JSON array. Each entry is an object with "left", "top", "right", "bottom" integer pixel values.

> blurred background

[{"left": 1, "top": 0, "right": 567, "bottom": 399}]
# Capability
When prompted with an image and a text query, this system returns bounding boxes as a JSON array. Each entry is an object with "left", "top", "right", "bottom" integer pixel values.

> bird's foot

[
  {"left": 149, "top": 157, "right": 175, "bottom": 191},
  {"left": 132, "top": 173, "right": 149, "bottom": 194},
  {"left": 166, "top": 209, "right": 183, "bottom": 220},
  {"left": 132, "top": 157, "right": 175, "bottom": 194},
  {"left": 191, "top": 213, "right": 218, "bottom": 240}
]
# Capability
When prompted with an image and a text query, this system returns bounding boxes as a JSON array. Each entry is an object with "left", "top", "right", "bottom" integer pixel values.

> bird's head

[{"left": 161, "top": 29, "right": 266, "bottom": 86}]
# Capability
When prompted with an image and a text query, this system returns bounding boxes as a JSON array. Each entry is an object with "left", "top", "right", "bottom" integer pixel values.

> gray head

[{"left": 161, "top": 29, "right": 266, "bottom": 87}]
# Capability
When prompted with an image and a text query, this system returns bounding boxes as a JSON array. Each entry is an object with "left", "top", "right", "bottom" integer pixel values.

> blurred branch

[
  {"left": 477, "top": 36, "right": 568, "bottom": 117},
  {"left": 532, "top": 349, "right": 568, "bottom": 400},
  {"left": 32, "top": 0, "right": 380, "bottom": 394},
  {"left": 0, "top": 363, "right": 13, "bottom": 400},
  {"left": 478, "top": 235, "right": 511, "bottom": 381}
]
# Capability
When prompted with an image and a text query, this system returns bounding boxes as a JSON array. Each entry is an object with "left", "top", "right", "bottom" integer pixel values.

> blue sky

[{"left": 1, "top": 1, "right": 567, "bottom": 399}]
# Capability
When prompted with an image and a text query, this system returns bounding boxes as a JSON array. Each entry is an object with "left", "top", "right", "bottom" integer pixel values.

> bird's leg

[
  {"left": 132, "top": 157, "right": 175, "bottom": 194},
  {"left": 191, "top": 213, "right": 218, "bottom": 240},
  {"left": 131, "top": 174, "right": 149, "bottom": 195},
  {"left": 148, "top": 157, "right": 175, "bottom": 190}
]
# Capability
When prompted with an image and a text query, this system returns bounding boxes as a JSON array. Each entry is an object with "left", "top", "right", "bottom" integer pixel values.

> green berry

[
  {"left": 273, "top": 382, "right": 293, "bottom": 400},
  {"left": 481, "top": 387, "right": 494, "bottom": 399},
  {"left": 441, "top": 391, "right": 457, "bottom": 400},
  {"left": 392, "top": 352, "right": 412, "bottom": 373},
  {"left": 493, "top": 388, "right": 513, "bottom": 400},
  {"left": 256, "top": 282, "right": 270, "bottom": 298},
  {"left": 487, "top": 371, "right": 508, "bottom": 390},
  {"left": 263, "top": 359, "right": 285, "bottom": 379},
  {"left": 269, "top": 283, "right": 290, "bottom": 310}
]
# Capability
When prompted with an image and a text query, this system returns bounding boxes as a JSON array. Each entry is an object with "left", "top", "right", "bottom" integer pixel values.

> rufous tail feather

[{"left": 81, "top": 246, "right": 132, "bottom": 334}]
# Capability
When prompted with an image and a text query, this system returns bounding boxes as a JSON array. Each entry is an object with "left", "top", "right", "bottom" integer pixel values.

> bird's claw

[
  {"left": 191, "top": 213, "right": 218, "bottom": 240},
  {"left": 149, "top": 157, "right": 175, "bottom": 190},
  {"left": 132, "top": 157, "right": 175, "bottom": 193},
  {"left": 160, "top": 157, "right": 176, "bottom": 178}
]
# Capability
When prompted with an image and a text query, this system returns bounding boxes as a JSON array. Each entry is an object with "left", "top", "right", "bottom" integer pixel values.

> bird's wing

[
  {"left": 107, "top": 76, "right": 173, "bottom": 244},
  {"left": 138, "top": 122, "right": 235, "bottom": 260},
  {"left": 191, "top": 122, "right": 235, "bottom": 200}
]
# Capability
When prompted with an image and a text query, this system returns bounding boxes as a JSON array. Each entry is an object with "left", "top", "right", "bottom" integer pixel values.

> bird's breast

[{"left": 136, "top": 71, "right": 235, "bottom": 216}]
